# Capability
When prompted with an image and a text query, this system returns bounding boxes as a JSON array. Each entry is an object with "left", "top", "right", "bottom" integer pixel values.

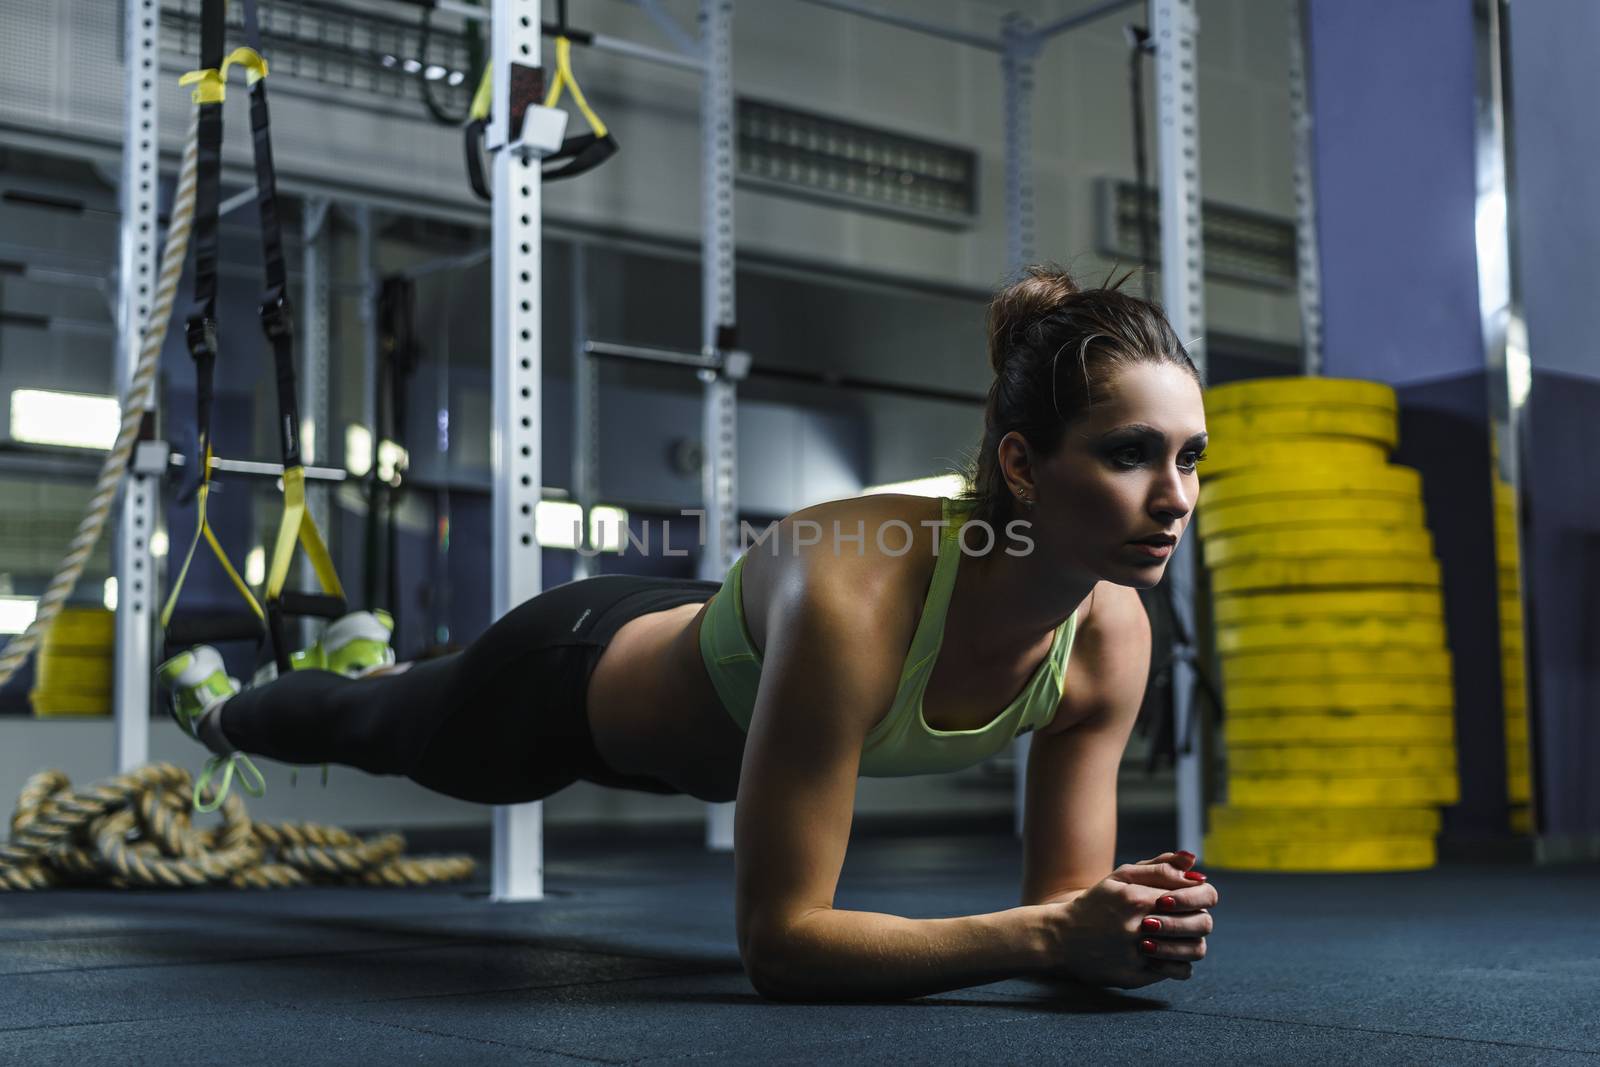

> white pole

[
  {"left": 1151, "top": 0, "right": 1206, "bottom": 858},
  {"left": 700, "top": 0, "right": 739, "bottom": 853},
  {"left": 112, "top": 0, "right": 163, "bottom": 772},
  {"left": 488, "top": 0, "right": 547, "bottom": 902}
]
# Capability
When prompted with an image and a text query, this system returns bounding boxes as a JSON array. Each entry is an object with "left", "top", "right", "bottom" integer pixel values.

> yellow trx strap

[
  {"left": 179, "top": 67, "right": 226, "bottom": 105},
  {"left": 159, "top": 446, "right": 265, "bottom": 629},
  {"left": 469, "top": 37, "right": 608, "bottom": 135},
  {"left": 221, "top": 46, "right": 269, "bottom": 86},
  {"left": 545, "top": 37, "right": 608, "bottom": 137},
  {"left": 264, "top": 466, "right": 344, "bottom": 603}
]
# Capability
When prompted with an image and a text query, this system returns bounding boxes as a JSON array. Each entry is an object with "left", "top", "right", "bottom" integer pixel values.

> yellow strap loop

[
  {"left": 544, "top": 37, "right": 609, "bottom": 137},
  {"left": 470, "top": 64, "right": 494, "bottom": 122},
  {"left": 160, "top": 446, "right": 265, "bottom": 630},
  {"left": 179, "top": 68, "right": 226, "bottom": 104},
  {"left": 221, "top": 46, "right": 270, "bottom": 86},
  {"left": 265, "top": 467, "right": 344, "bottom": 602}
]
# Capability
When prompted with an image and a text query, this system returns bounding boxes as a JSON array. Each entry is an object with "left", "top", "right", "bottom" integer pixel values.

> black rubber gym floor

[{"left": 3, "top": 814, "right": 1596, "bottom": 1065}]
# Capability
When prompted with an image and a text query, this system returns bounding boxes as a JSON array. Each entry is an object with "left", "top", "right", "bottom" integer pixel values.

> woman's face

[{"left": 1023, "top": 361, "right": 1207, "bottom": 589}]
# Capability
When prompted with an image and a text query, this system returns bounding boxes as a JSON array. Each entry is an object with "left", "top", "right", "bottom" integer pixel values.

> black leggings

[{"left": 218, "top": 574, "right": 722, "bottom": 805}]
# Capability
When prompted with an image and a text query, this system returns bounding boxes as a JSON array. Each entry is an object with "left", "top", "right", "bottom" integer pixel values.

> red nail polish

[
  {"left": 1140, "top": 939, "right": 1157, "bottom": 953},
  {"left": 1159, "top": 895, "right": 1177, "bottom": 909},
  {"left": 1183, "top": 871, "right": 1207, "bottom": 882},
  {"left": 1175, "top": 850, "right": 1196, "bottom": 863},
  {"left": 1142, "top": 917, "right": 1161, "bottom": 932}
]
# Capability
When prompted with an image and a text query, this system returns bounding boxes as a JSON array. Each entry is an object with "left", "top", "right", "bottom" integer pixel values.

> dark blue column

[{"left": 1306, "top": 0, "right": 1509, "bottom": 842}]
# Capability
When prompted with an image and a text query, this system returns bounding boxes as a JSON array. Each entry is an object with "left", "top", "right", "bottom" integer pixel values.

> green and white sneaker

[
  {"left": 249, "top": 609, "right": 395, "bottom": 685},
  {"left": 322, "top": 610, "right": 396, "bottom": 677},
  {"left": 155, "top": 646, "right": 265, "bottom": 813}
]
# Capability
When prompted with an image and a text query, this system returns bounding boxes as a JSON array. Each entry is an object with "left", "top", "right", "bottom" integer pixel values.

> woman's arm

[
  {"left": 734, "top": 568, "right": 1059, "bottom": 1001},
  {"left": 1021, "top": 582, "right": 1152, "bottom": 906}
]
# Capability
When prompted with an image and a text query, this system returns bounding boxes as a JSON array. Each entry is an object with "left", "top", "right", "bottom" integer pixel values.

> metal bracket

[
  {"left": 511, "top": 104, "right": 570, "bottom": 160},
  {"left": 132, "top": 440, "right": 169, "bottom": 476}
]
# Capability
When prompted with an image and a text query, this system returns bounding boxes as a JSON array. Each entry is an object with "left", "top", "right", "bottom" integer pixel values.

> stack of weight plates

[
  {"left": 1493, "top": 475, "right": 1533, "bottom": 834},
  {"left": 1197, "top": 377, "right": 1456, "bottom": 872},
  {"left": 29, "top": 607, "right": 115, "bottom": 717}
]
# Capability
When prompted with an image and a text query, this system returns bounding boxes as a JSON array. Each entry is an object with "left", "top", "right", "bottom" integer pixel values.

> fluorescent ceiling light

[
  {"left": 344, "top": 424, "right": 407, "bottom": 482},
  {"left": 535, "top": 502, "right": 629, "bottom": 552},
  {"left": 860, "top": 473, "right": 966, "bottom": 498},
  {"left": 10, "top": 389, "right": 120, "bottom": 450},
  {"left": 0, "top": 596, "right": 38, "bottom": 635},
  {"left": 103, "top": 577, "right": 118, "bottom": 612},
  {"left": 245, "top": 546, "right": 266, "bottom": 588}
]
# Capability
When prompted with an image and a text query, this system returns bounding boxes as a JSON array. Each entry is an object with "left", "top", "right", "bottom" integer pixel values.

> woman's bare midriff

[{"left": 582, "top": 495, "right": 1074, "bottom": 802}]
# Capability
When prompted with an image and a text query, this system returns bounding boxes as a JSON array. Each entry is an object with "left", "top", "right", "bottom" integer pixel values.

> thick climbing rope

[
  {"left": 0, "top": 764, "right": 475, "bottom": 891},
  {"left": 0, "top": 112, "right": 203, "bottom": 690}
]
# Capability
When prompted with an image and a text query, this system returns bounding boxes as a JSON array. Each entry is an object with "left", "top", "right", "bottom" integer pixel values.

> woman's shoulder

[{"left": 736, "top": 494, "right": 946, "bottom": 655}]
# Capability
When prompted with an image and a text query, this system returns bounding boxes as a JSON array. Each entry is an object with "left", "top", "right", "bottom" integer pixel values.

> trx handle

[
  {"left": 164, "top": 610, "right": 269, "bottom": 650},
  {"left": 276, "top": 592, "right": 348, "bottom": 619}
]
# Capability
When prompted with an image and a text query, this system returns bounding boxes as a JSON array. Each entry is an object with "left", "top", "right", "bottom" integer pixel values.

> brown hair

[{"left": 955, "top": 264, "right": 1201, "bottom": 531}]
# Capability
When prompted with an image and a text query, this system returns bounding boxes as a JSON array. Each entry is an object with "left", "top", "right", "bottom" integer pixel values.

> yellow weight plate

[
  {"left": 1213, "top": 556, "right": 1441, "bottom": 595},
  {"left": 1203, "top": 527, "right": 1433, "bottom": 567},
  {"left": 1217, "top": 617, "right": 1446, "bottom": 654},
  {"left": 1225, "top": 711, "right": 1454, "bottom": 747},
  {"left": 1213, "top": 589, "right": 1442, "bottom": 625},
  {"left": 1198, "top": 497, "right": 1423, "bottom": 539},
  {"left": 1228, "top": 744, "right": 1456, "bottom": 776},
  {"left": 1505, "top": 748, "right": 1529, "bottom": 775},
  {"left": 1203, "top": 463, "right": 1421, "bottom": 509},
  {"left": 1205, "top": 377, "right": 1398, "bottom": 415},
  {"left": 1208, "top": 803, "right": 1441, "bottom": 837},
  {"left": 1222, "top": 647, "right": 1453, "bottom": 684},
  {"left": 1201, "top": 437, "right": 1389, "bottom": 480},
  {"left": 41, "top": 606, "right": 115, "bottom": 637},
  {"left": 29, "top": 691, "right": 111, "bottom": 717},
  {"left": 1202, "top": 833, "right": 1435, "bottom": 872},
  {"left": 1505, "top": 716, "right": 1529, "bottom": 743},
  {"left": 1226, "top": 680, "right": 1454, "bottom": 713},
  {"left": 1508, "top": 774, "right": 1531, "bottom": 803},
  {"left": 34, "top": 652, "right": 113, "bottom": 694},
  {"left": 1229, "top": 773, "right": 1459, "bottom": 808},
  {"left": 1207, "top": 407, "right": 1399, "bottom": 451},
  {"left": 1509, "top": 806, "right": 1532, "bottom": 835}
]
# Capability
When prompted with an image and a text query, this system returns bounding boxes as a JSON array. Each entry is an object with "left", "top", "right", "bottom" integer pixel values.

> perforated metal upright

[
  {"left": 300, "top": 198, "right": 333, "bottom": 622},
  {"left": 487, "top": 0, "right": 547, "bottom": 902},
  {"left": 1001, "top": 12, "right": 1039, "bottom": 838},
  {"left": 1286, "top": 0, "right": 1324, "bottom": 376},
  {"left": 1001, "top": 14, "right": 1039, "bottom": 273},
  {"left": 1151, "top": 0, "right": 1206, "bottom": 857},
  {"left": 699, "top": 0, "right": 740, "bottom": 853},
  {"left": 112, "top": 0, "right": 163, "bottom": 772}
]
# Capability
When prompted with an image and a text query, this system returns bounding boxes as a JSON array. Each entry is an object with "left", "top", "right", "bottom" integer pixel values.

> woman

[{"left": 158, "top": 265, "right": 1217, "bottom": 1001}]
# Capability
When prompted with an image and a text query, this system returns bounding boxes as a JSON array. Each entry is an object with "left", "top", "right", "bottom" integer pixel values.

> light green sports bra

[{"left": 696, "top": 496, "right": 1079, "bottom": 777}]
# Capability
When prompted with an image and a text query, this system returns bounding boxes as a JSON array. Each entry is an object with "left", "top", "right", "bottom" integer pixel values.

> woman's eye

[
  {"left": 1112, "top": 447, "right": 1143, "bottom": 467},
  {"left": 1181, "top": 451, "right": 1208, "bottom": 472}
]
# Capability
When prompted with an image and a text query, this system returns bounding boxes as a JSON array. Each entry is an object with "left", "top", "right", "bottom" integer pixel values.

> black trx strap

[
  {"left": 238, "top": 0, "right": 348, "bottom": 671},
  {"left": 164, "top": 0, "right": 267, "bottom": 654},
  {"left": 366, "top": 276, "right": 420, "bottom": 616}
]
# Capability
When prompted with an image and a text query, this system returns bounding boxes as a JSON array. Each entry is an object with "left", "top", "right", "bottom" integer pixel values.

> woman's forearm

[{"left": 749, "top": 904, "right": 1054, "bottom": 1001}]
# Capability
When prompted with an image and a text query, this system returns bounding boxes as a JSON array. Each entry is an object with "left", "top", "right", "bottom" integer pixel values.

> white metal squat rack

[{"left": 111, "top": 0, "right": 1209, "bottom": 902}]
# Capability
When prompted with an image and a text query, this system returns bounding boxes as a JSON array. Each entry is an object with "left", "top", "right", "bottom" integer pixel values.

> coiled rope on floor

[
  {"left": 0, "top": 111, "right": 202, "bottom": 692},
  {"left": 0, "top": 763, "right": 476, "bottom": 891}
]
